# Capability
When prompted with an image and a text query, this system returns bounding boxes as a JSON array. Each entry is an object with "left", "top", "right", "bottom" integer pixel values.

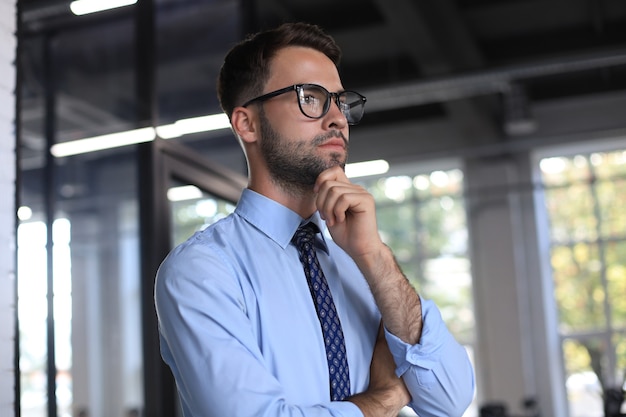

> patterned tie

[{"left": 292, "top": 223, "right": 351, "bottom": 401}]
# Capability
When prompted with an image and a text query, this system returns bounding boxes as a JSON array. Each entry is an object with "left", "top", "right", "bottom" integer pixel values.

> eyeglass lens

[{"left": 297, "top": 84, "right": 365, "bottom": 124}]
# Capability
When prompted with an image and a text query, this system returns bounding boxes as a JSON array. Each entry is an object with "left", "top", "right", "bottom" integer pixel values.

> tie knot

[{"left": 292, "top": 223, "right": 320, "bottom": 247}]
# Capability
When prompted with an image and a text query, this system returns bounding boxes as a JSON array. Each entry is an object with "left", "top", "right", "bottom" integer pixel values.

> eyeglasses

[{"left": 241, "top": 83, "right": 367, "bottom": 125}]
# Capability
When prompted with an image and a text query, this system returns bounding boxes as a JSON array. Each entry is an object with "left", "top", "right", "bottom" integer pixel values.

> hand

[
  {"left": 348, "top": 324, "right": 410, "bottom": 417},
  {"left": 314, "top": 166, "right": 384, "bottom": 259}
]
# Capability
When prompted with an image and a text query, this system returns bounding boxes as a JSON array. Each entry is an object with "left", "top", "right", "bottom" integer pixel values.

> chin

[{"left": 328, "top": 153, "right": 347, "bottom": 169}]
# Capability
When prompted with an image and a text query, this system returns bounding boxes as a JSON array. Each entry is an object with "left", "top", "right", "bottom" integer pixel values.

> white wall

[{"left": 0, "top": 0, "right": 16, "bottom": 416}]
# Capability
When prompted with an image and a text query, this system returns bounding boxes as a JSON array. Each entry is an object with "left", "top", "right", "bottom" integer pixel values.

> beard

[{"left": 258, "top": 110, "right": 348, "bottom": 195}]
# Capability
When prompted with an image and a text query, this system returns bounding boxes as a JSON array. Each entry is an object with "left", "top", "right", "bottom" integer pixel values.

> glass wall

[
  {"left": 539, "top": 147, "right": 626, "bottom": 417},
  {"left": 17, "top": 1, "right": 244, "bottom": 415},
  {"left": 18, "top": 154, "right": 143, "bottom": 417},
  {"left": 17, "top": 219, "right": 66, "bottom": 417},
  {"left": 19, "top": 11, "right": 143, "bottom": 415}
]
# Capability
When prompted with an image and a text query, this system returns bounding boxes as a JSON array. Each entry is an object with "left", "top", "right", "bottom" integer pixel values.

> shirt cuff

[{"left": 384, "top": 297, "right": 448, "bottom": 378}]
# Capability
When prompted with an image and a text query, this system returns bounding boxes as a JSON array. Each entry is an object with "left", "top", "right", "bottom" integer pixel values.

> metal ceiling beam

[
  {"left": 370, "top": 0, "right": 450, "bottom": 75},
  {"left": 368, "top": 0, "right": 498, "bottom": 140},
  {"left": 361, "top": 47, "right": 626, "bottom": 113}
]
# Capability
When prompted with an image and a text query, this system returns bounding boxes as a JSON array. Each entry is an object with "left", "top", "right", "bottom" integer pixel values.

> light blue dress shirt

[{"left": 155, "top": 189, "right": 474, "bottom": 417}]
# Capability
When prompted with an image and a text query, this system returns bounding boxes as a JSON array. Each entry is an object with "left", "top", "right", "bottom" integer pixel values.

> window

[
  {"left": 18, "top": 219, "right": 72, "bottom": 417},
  {"left": 17, "top": 1, "right": 245, "bottom": 415},
  {"left": 539, "top": 148, "right": 626, "bottom": 417}
]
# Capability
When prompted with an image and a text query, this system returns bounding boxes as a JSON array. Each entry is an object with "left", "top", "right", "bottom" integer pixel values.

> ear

[{"left": 231, "top": 106, "right": 259, "bottom": 144}]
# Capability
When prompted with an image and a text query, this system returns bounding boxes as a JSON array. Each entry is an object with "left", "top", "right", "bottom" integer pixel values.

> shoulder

[
  {"left": 163, "top": 213, "right": 249, "bottom": 266},
  {"left": 156, "top": 216, "right": 243, "bottom": 284},
  {"left": 155, "top": 215, "right": 252, "bottom": 307}
]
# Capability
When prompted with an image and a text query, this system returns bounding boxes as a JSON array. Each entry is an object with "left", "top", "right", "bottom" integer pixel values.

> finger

[
  {"left": 314, "top": 166, "right": 349, "bottom": 193},
  {"left": 317, "top": 183, "right": 369, "bottom": 226},
  {"left": 316, "top": 182, "right": 351, "bottom": 225}
]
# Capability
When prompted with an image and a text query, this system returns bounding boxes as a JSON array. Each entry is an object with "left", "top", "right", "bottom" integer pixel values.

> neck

[{"left": 248, "top": 175, "right": 318, "bottom": 219}]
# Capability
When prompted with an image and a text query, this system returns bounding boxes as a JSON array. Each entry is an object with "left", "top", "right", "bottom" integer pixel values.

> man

[{"left": 155, "top": 22, "right": 474, "bottom": 417}]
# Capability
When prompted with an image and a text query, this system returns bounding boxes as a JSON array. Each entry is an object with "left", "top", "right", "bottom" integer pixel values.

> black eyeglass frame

[{"left": 241, "top": 83, "right": 367, "bottom": 125}]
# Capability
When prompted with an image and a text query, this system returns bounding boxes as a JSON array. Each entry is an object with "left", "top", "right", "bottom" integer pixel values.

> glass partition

[{"left": 18, "top": 6, "right": 142, "bottom": 417}]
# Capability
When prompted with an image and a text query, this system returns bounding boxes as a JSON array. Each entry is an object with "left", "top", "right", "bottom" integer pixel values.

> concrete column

[{"left": 465, "top": 152, "right": 567, "bottom": 417}]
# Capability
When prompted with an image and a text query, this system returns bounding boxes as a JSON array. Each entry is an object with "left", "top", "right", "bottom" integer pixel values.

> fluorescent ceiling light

[
  {"left": 167, "top": 185, "right": 203, "bottom": 202},
  {"left": 51, "top": 113, "right": 231, "bottom": 157},
  {"left": 345, "top": 159, "right": 390, "bottom": 178},
  {"left": 51, "top": 127, "right": 156, "bottom": 157},
  {"left": 70, "top": 0, "right": 137, "bottom": 16},
  {"left": 156, "top": 114, "right": 231, "bottom": 139}
]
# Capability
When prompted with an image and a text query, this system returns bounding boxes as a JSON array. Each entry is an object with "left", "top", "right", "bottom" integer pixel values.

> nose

[{"left": 323, "top": 95, "right": 348, "bottom": 130}]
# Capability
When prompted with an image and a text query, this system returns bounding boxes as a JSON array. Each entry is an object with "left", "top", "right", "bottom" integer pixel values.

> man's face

[
  {"left": 256, "top": 46, "right": 350, "bottom": 190},
  {"left": 258, "top": 107, "right": 348, "bottom": 188}
]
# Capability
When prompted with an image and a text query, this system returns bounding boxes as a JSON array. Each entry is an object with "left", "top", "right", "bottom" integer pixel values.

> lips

[{"left": 321, "top": 137, "right": 347, "bottom": 150}]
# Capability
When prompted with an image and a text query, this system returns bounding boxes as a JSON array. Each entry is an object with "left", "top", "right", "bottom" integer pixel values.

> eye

[
  {"left": 300, "top": 88, "right": 325, "bottom": 103},
  {"left": 300, "top": 94, "right": 321, "bottom": 107}
]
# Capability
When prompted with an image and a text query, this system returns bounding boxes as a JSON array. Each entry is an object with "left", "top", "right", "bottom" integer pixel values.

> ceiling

[{"left": 18, "top": 0, "right": 626, "bottom": 170}]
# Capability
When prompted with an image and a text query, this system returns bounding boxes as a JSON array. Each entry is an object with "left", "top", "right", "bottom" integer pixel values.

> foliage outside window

[
  {"left": 168, "top": 184, "right": 236, "bottom": 247},
  {"left": 540, "top": 149, "right": 626, "bottom": 417}
]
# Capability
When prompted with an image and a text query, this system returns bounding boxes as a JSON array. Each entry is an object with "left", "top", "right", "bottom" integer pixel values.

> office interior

[{"left": 6, "top": 0, "right": 626, "bottom": 416}]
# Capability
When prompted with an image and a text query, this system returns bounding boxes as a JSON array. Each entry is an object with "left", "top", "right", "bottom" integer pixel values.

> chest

[{"left": 233, "top": 243, "right": 379, "bottom": 401}]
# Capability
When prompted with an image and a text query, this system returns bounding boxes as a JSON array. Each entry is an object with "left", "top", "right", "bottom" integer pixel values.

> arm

[
  {"left": 348, "top": 324, "right": 410, "bottom": 417},
  {"left": 315, "top": 166, "right": 475, "bottom": 417},
  {"left": 353, "top": 243, "right": 422, "bottom": 344},
  {"left": 314, "top": 167, "right": 421, "bottom": 345}
]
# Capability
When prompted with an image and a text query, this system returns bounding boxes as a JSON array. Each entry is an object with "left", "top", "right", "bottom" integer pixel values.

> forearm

[
  {"left": 348, "top": 324, "right": 410, "bottom": 417},
  {"left": 353, "top": 245, "right": 474, "bottom": 417},
  {"left": 353, "top": 243, "right": 422, "bottom": 345},
  {"left": 348, "top": 387, "right": 407, "bottom": 417}
]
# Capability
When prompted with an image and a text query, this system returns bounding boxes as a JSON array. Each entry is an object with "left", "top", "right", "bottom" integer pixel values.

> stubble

[{"left": 258, "top": 110, "right": 348, "bottom": 197}]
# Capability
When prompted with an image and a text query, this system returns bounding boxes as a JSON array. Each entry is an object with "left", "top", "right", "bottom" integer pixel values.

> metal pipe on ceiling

[{"left": 362, "top": 47, "right": 626, "bottom": 112}]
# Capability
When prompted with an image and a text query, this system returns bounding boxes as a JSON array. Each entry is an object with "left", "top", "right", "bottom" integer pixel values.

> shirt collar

[{"left": 235, "top": 188, "right": 329, "bottom": 253}]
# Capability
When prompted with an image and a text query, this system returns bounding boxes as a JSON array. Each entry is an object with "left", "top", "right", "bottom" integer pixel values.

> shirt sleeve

[
  {"left": 384, "top": 297, "right": 475, "bottom": 417},
  {"left": 154, "top": 241, "right": 363, "bottom": 417}
]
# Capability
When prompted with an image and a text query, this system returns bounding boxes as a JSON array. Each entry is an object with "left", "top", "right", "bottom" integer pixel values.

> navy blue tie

[{"left": 292, "top": 223, "right": 351, "bottom": 401}]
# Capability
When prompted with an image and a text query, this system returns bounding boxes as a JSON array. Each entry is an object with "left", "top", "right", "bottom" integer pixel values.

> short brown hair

[{"left": 217, "top": 22, "right": 342, "bottom": 120}]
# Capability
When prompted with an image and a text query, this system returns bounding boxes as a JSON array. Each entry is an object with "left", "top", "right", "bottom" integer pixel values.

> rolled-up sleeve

[{"left": 384, "top": 297, "right": 475, "bottom": 417}]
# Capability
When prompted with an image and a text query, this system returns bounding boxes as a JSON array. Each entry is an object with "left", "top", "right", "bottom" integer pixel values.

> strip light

[
  {"left": 70, "top": 0, "right": 137, "bottom": 16},
  {"left": 51, "top": 127, "right": 156, "bottom": 157},
  {"left": 156, "top": 114, "right": 231, "bottom": 139},
  {"left": 167, "top": 185, "right": 203, "bottom": 202},
  {"left": 345, "top": 159, "right": 390, "bottom": 178},
  {"left": 51, "top": 113, "right": 231, "bottom": 157},
  {"left": 50, "top": 113, "right": 388, "bottom": 181}
]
